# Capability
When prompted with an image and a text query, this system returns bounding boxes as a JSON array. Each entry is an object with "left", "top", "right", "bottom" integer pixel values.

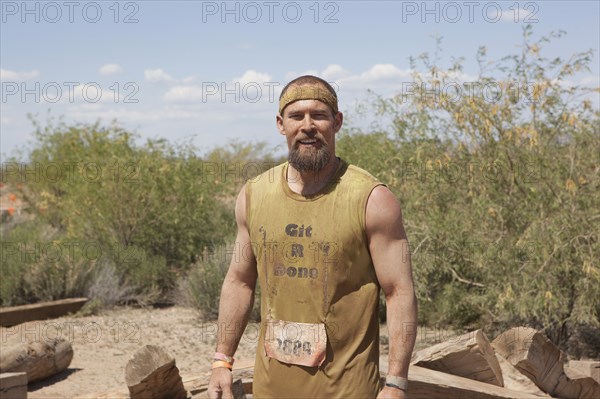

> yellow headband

[{"left": 278, "top": 85, "right": 338, "bottom": 115}]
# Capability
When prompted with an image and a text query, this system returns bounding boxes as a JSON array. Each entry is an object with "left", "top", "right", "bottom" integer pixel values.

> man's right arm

[{"left": 208, "top": 184, "right": 258, "bottom": 399}]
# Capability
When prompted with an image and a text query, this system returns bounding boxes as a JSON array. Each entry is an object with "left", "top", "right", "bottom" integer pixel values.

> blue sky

[{"left": 1, "top": 0, "right": 599, "bottom": 158}]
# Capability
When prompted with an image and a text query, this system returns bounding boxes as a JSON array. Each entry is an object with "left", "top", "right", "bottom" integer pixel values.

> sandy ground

[
  {"left": 0, "top": 306, "right": 406, "bottom": 399},
  {"left": 2, "top": 306, "right": 257, "bottom": 398}
]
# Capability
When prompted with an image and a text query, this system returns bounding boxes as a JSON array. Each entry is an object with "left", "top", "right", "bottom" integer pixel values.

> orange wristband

[
  {"left": 214, "top": 352, "right": 235, "bottom": 365},
  {"left": 212, "top": 360, "right": 233, "bottom": 370}
]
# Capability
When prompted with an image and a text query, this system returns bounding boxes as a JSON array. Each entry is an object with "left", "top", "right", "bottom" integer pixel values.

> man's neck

[{"left": 287, "top": 156, "right": 340, "bottom": 196}]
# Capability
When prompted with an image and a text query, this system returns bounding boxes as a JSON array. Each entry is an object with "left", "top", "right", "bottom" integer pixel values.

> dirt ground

[{"left": 1, "top": 306, "right": 425, "bottom": 399}]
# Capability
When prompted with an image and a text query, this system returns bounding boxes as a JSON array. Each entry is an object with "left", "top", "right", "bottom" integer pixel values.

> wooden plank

[
  {"left": 407, "top": 365, "right": 552, "bottom": 399},
  {"left": 0, "top": 339, "right": 73, "bottom": 384},
  {"left": 0, "top": 372, "right": 27, "bottom": 399},
  {"left": 125, "top": 345, "right": 187, "bottom": 399},
  {"left": 0, "top": 298, "right": 88, "bottom": 327},
  {"left": 411, "top": 329, "right": 504, "bottom": 386},
  {"left": 492, "top": 327, "right": 600, "bottom": 399},
  {"left": 559, "top": 367, "right": 600, "bottom": 399},
  {"left": 495, "top": 353, "right": 550, "bottom": 397},
  {"left": 79, "top": 361, "right": 550, "bottom": 399},
  {"left": 568, "top": 361, "right": 600, "bottom": 384},
  {"left": 187, "top": 364, "right": 545, "bottom": 399},
  {"left": 74, "top": 367, "right": 255, "bottom": 399}
]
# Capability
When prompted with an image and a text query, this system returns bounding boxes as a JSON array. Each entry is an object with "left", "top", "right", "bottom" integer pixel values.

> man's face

[{"left": 276, "top": 87, "right": 343, "bottom": 173}]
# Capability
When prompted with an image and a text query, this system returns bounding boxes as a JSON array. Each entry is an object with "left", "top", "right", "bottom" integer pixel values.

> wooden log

[
  {"left": 193, "top": 363, "right": 544, "bottom": 399},
  {"left": 410, "top": 329, "right": 504, "bottom": 386},
  {"left": 495, "top": 353, "right": 550, "bottom": 397},
  {"left": 124, "top": 345, "right": 187, "bottom": 399},
  {"left": 558, "top": 366, "right": 600, "bottom": 399},
  {"left": 407, "top": 365, "right": 553, "bottom": 399},
  {"left": 0, "top": 338, "right": 73, "bottom": 384},
  {"left": 0, "top": 372, "right": 27, "bottom": 399},
  {"left": 75, "top": 367, "right": 255, "bottom": 399},
  {"left": 0, "top": 298, "right": 88, "bottom": 327},
  {"left": 492, "top": 327, "right": 600, "bottom": 399},
  {"left": 568, "top": 361, "right": 600, "bottom": 384},
  {"left": 80, "top": 362, "right": 551, "bottom": 399}
]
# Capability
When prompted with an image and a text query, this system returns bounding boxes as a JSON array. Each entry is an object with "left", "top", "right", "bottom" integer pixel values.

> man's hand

[
  {"left": 207, "top": 368, "right": 234, "bottom": 399},
  {"left": 377, "top": 385, "right": 407, "bottom": 399}
]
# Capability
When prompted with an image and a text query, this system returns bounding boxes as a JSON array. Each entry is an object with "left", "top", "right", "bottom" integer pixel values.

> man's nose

[{"left": 300, "top": 115, "right": 315, "bottom": 132}]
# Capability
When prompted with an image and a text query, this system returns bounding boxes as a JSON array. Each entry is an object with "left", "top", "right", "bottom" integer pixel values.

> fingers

[
  {"left": 208, "top": 368, "right": 234, "bottom": 399},
  {"left": 221, "top": 387, "right": 235, "bottom": 399}
]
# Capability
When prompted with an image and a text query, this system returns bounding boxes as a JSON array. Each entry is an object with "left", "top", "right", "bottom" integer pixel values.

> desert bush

[
  {"left": 0, "top": 220, "right": 98, "bottom": 305},
  {"left": 338, "top": 26, "right": 599, "bottom": 349},
  {"left": 0, "top": 218, "right": 163, "bottom": 306},
  {"left": 86, "top": 260, "right": 138, "bottom": 307},
  {"left": 3, "top": 121, "right": 278, "bottom": 305},
  {"left": 176, "top": 242, "right": 261, "bottom": 321}
]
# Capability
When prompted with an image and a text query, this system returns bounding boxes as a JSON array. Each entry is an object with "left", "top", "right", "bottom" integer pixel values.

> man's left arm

[{"left": 366, "top": 185, "right": 418, "bottom": 399}]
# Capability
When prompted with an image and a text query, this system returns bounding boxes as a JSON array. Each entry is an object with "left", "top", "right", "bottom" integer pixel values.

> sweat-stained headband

[{"left": 278, "top": 85, "right": 339, "bottom": 115}]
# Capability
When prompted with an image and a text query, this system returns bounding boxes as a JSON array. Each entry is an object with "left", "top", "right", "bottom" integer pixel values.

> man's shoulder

[
  {"left": 246, "top": 161, "right": 286, "bottom": 186},
  {"left": 340, "top": 159, "right": 384, "bottom": 186}
]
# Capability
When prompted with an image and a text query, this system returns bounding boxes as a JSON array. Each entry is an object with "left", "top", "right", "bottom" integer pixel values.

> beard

[{"left": 288, "top": 141, "right": 331, "bottom": 173}]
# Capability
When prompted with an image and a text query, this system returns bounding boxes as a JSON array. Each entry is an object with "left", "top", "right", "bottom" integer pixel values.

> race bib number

[{"left": 264, "top": 319, "right": 327, "bottom": 367}]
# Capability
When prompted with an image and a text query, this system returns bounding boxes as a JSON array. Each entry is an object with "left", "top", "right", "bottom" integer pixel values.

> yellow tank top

[{"left": 246, "top": 158, "right": 385, "bottom": 398}]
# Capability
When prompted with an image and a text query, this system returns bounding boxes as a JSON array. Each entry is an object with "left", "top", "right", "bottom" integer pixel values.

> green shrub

[
  {"left": 176, "top": 242, "right": 261, "bottom": 321},
  {"left": 0, "top": 220, "right": 98, "bottom": 305},
  {"left": 3, "top": 121, "right": 279, "bottom": 305},
  {"left": 338, "top": 27, "right": 600, "bottom": 350}
]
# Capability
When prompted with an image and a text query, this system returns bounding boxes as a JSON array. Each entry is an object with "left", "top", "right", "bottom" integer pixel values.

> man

[{"left": 208, "top": 75, "right": 417, "bottom": 398}]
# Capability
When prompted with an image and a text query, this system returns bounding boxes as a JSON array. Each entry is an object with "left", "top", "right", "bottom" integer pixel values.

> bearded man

[{"left": 208, "top": 75, "right": 417, "bottom": 399}]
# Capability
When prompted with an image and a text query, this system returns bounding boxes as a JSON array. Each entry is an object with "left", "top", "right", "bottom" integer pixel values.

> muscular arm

[
  {"left": 208, "top": 185, "right": 258, "bottom": 399},
  {"left": 366, "top": 185, "right": 418, "bottom": 397}
]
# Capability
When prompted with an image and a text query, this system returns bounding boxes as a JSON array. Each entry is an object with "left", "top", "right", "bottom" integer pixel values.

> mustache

[{"left": 293, "top": 135, "right": 327, "bottom": 147}]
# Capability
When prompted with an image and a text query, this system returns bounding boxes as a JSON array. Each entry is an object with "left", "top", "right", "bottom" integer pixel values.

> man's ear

[
  {"left": 333, "top": 111, "right": 344, "bottom": 134},
  {"left": 276, "top": 114, "right": 285, "bottom": 136}
]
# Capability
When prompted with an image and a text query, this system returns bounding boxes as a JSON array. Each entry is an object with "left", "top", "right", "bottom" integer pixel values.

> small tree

[{"left": 338, "top": 26, "right": 599, "bottom": 353}]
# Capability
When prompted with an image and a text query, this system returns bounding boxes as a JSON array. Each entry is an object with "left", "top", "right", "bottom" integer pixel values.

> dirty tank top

[{"left": 246, "top": 158, "right": 385, "bottom": 398}]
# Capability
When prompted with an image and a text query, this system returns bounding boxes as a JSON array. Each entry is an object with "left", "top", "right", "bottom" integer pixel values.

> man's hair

[{"left": 279, "top": 75, "right": 338, "bottom": 101}]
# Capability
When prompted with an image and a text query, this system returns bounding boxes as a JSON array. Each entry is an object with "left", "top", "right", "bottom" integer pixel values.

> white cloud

[
  {"left": 145, "top": 68, "right": 175, "bottom": 83},
  {"left": 280, "top": 64, "right": 414, "bottom": 97},
  {"left": 321, "top": 64, "right": 352, "bottom": 81},
  {"left": 499, "top": 8, "right": 538, "bottom": 23},
  {"left": 182, "top": 76, "right": 197, "bottom": 84},
  {"left": 99, "top": 63, "right": 123, "bottom": 75},
  {"left": 233, "top": 70, "right": 272, "bottom": 85},
  {"left": 164, "top": 85, "right": 204, "bottom": 102},
  {"left": 285, "top": 64, "right": 411, "bottom": 87},
  {"left": 359, "top": 64, "right": 411, "bottom": 81},
  {"left": 0, "top": 69, "right": 39, "bottom": 81}
]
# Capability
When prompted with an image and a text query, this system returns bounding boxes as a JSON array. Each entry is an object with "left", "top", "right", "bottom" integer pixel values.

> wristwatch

[{"left": 385, "top": 375, "right": 408, "bottom": 391}]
